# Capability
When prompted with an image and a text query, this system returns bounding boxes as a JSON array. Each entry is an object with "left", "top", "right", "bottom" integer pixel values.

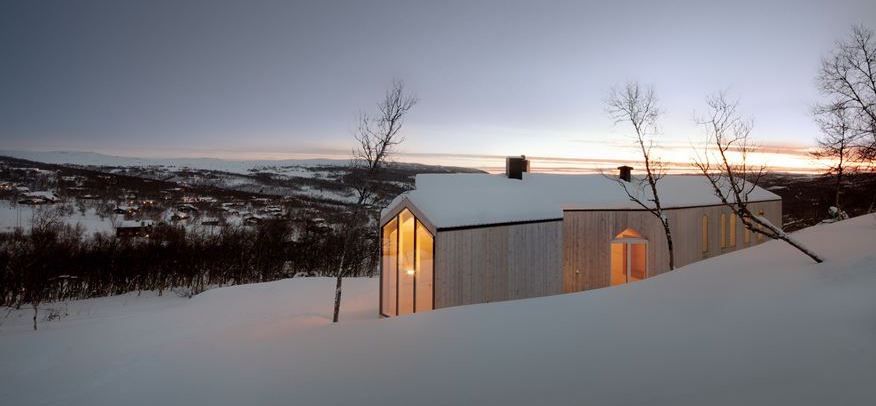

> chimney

[
  {"left": 617, "top": 165, "right": 633, "bottom": 182},
  {"left": 505, "top": 155, "right": 530, "bottom": 180}
]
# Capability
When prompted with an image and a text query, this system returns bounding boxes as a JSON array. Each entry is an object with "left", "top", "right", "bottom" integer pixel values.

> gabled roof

[{"left": 382, "top": 173, "right": 780, "bottom": 230}]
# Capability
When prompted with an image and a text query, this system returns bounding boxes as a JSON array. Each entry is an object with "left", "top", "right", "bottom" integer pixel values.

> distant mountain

[{"left": 0, "top": 150, "right": 350, "bottom": 174}]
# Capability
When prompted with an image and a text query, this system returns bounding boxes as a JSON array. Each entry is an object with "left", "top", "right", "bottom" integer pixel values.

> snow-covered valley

[{"left": 1, "top": 215, "right": 875, "bottom": 405}]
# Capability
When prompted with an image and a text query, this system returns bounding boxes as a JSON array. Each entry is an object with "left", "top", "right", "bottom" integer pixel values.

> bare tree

[
  {"left": 812, "top": 104, "right": 857, "bottom": 215},
  {"left": 815, "top": 24, "right": 876, "bottom": 211},
  {"left": 816, "top": 25, "right": 876, "bottom": 159},
  {"left": 605, "top": 82, "right": 676, "bottom": 270},
  {"left": 332, "top": 80, "right": 417, "bottom": 323},
  {"left": 694, "top": 93, "right": 823, "bottom": 263}
]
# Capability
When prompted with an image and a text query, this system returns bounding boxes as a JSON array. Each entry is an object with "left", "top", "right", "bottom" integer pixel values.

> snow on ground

[
  {"left": 0, "top": 201, "right": 116, "bottom": 235},
  {"left": 2, "top": 216, "right": 876, "bottom": 405},
  {"left": 299, "top": 185, "right": 358, "bottom": 203}
]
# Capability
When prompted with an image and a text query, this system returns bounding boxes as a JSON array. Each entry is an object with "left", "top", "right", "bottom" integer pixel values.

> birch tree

[
  {"left": 815, "top": 24, "right": 876, "bottom": 211},
  {"left": 816, "top": 25, "right": 876, "bottom": 160},
  {"left": 332, "top": 80, "right": 417, "bottom": 323},
  {"left": 694, "top": 93, "right": 823, "bottom": 263},
  {"left": 812, "top": 104, "right": 856, "bottom": 216},
  {"left": 605, "top": 82, "right": 676, "bottom": 270}
]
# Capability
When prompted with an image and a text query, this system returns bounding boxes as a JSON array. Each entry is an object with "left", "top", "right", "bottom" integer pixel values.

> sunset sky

[{"left": 2, "top": 0, "right": 874, "bottom": 173}]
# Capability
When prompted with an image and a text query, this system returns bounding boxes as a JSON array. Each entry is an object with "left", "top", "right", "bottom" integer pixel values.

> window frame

[
  {"left": 729, "top": 214, "right": 737, "bottom": 247},
  {"left": 379, "top": 208, "right": 436, "bottom": 317},
  {"left": 701, "top": 214, "right": 709, "bottom": 255}
]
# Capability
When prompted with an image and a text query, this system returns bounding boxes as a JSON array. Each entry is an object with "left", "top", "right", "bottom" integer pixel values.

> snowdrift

[{"left": 2, "top": 215, "right": 875, "bottom": 405}]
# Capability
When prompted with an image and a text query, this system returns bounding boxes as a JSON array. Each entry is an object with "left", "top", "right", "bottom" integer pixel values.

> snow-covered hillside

[
  {"left": 0, "top": 201, "right": 115, "bottom": 234},
  {"left": 2, "top": 215, "right": 875, "bottom": 405},
  {"left": 0, "top": 150, "right": 347, "bottom": 174}
]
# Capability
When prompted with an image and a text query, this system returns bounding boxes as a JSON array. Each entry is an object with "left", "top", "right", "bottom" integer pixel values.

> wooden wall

[
  {"left": 433, "top": 221, "right": 563, "bottom": 308},
  {"left": 562, "top": 200, "right": 782, "bottom": 292}
]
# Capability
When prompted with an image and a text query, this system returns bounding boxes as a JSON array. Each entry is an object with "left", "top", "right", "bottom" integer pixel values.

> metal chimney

[
  {"left": 617, "top": 165, "right": 633, "bottom": 182},
  {"left": 506, "top": 156, "right": 530, "bottom": 180}
]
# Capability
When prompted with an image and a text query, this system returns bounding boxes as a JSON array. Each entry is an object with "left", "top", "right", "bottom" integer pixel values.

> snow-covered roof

[
  {"left": 24, "top": 191, "right": 57, "bottom": 200},
  {"left": 116, "top": 220, "right": 154, "bottom": 228},
  {"left": 384, "top": 173, "right": 780, "bottom": 229}
]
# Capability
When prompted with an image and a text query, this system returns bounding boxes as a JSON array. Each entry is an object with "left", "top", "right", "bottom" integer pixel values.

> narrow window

[
  {"left": 397, "top": 209, "right": 416, "bottom": 315},
  {"left": 415, "top": 220, "right": 433, "bottom": 312},
  {"left": 701, "top": 215, "right": 709, "bottom": 254},
  {"left": 381, "top": 209, "right": 435, "bottom": 317},
  {"left": 720, "top": 213, "right": 727, "bottom": 248},
  {"left": 729, "top": 214, "right": 737, "bottom": 247},
  {"left": 381, "top": 218, "right": 398, "bottom": 316}
]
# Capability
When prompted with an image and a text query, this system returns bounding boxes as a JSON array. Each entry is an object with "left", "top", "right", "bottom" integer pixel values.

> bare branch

[
  {"left": 334, "top": 79, "right": 418, "bottom": 323},
  {"left": 605, "top": 81, "right": 675, "bottom": 269},
  {"left": 694, "top": 93, "right": 823, "bottom": 263},
  {"left": 350, "top": 79, "right": 419, "bottom": 206},
  {"left": 816, "top": 24, "right": 876, "bottom": 162}
]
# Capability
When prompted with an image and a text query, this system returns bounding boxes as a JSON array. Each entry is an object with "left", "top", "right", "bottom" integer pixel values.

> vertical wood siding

[
  {"left": 562, "top": 200, "right": 782, "bottom": 292},
  {"left": 433, "top": 221, "right": 563, "bottom": 308}
]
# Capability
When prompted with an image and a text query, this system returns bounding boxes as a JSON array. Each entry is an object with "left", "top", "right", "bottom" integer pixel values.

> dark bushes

[{"left": 0, "top": 218, "right": 377, "bottom": 307}]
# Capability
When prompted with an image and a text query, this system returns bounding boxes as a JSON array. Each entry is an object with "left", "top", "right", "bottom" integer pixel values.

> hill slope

[{"left": 1, "top": 215, "right": 875, "bottom": 405}]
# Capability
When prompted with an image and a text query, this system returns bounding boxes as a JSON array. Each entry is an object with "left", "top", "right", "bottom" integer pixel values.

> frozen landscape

[
  {"left": 3, "top": 3, "right": 876, "bottom": 405},
  {"left": 0, "top": 201, "right": 116, "bottom": 235},
  {"left": 1, "top": 215, "right": 874, "bottom": 405}
]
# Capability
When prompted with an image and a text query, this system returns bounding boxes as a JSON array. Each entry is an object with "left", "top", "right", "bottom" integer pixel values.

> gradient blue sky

[{"left": 1, "top": 0, "right": 874, "bottom": 171}]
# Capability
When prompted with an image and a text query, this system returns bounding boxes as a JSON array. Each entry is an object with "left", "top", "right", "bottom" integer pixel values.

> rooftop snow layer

[{"left": 386, "top": 173, "right": 780, "bottom": 229}]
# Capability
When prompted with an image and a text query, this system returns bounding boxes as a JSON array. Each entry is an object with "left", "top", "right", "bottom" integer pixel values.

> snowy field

[
  {"left": 0, "top": 201, "right": 115, "bottom": 235},
  {"left": 2, "top": 216, "right": 875, "bottom": 405}
]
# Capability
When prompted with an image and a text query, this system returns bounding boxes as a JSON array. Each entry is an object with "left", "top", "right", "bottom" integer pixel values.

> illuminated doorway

[{"left": 610, "top": 228, "right": 648, "bottom": 286}]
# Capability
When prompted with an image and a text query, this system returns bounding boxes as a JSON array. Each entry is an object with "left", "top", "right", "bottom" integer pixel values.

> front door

[{"left": 610, "top": 238, "right": 648, "bottom": 286}]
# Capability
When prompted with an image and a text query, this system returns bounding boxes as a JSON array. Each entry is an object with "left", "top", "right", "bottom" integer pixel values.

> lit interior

[
  {"left": 610, "top": 228, "right": 647, "bottom": 286},
  {"left": 398, "top": 210, "right": 415, "bottom": 315},
  {"left": 381, "top": 208, "right": 434, "bottom": 317}
]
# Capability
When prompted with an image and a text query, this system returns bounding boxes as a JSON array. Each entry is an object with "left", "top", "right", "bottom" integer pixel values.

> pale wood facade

[
  {"left": 433, "top": 220, "right": 563, "bottom": 308},
  {"left": 380, "top": 198, "right": 782, "bottom": 314},
  {"left": 562, "top": 200, "right": 782, "bottom": 292}
]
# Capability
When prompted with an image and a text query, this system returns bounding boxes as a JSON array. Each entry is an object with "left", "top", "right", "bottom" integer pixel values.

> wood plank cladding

[
  {"left": 562, "top": 200, "right": 782, "bottom": 292},
  {"left": 433, "top": 220, "right": 563, "bottom": 308},
  {"left": 386, "top": 198, "right": 781, "bottom": 313}
]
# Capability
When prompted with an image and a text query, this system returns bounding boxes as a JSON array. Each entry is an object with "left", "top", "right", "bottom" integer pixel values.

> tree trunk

[
  {"left": 662, "top": 219, "right": 675, "bottom": 270},
  {"left": 32, "top": 304, "right": 38, "bottom": 331},
  {"left": 332, "top": 249, "right": 347, "bottom": 323}
]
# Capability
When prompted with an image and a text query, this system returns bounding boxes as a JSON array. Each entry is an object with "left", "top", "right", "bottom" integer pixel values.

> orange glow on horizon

[{"left": 51, "top": 139, "right": 849, "bottom": 175}]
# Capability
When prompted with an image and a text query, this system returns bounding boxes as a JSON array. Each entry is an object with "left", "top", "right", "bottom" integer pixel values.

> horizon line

[{"left": 0, "top": 147, "right": 840, "bottom": 175}]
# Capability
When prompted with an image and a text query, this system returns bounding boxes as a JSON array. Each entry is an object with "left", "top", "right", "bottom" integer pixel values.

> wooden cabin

[{"left": 379, "top": 157, "right": 782, "bottom": 317}]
